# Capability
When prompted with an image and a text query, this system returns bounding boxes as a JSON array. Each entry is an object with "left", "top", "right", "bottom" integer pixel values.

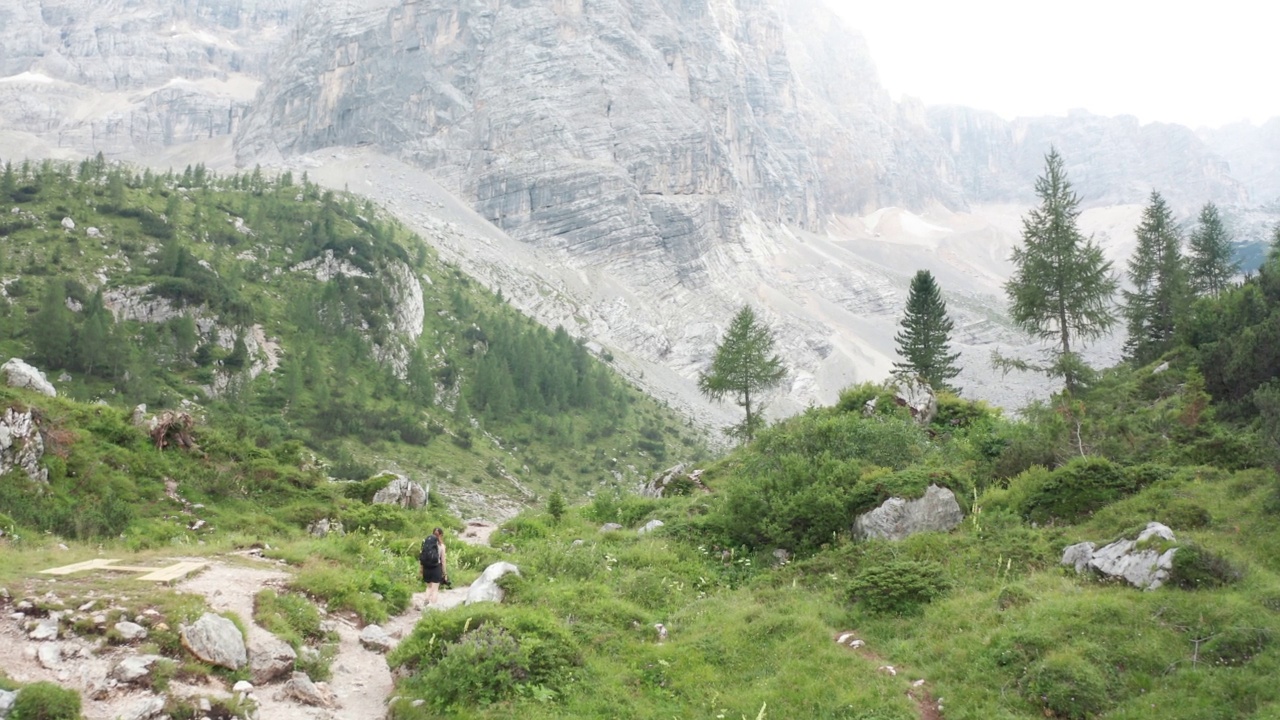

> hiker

[{"left": 421, "top": 526, "right": 447, "bottom": 604}]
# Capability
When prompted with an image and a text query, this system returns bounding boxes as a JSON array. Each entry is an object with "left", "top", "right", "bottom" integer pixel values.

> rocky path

[{"left": 0, "top": 520, "right": 501, "bottom": 720}]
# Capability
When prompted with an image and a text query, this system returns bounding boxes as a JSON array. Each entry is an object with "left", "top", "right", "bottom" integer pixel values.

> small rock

[
  {"left": 29, "top": 618, "right": 59, "bottom": 641},
  {"left": 771, "top": 548, "right": 791, "bottom": 565},
  {"left": 37, "top": 642, "right": 62, "bottom": 669},
  {"left": 248, "top": 631, "right": 297, "bottom": 684},
  {"left": 111, "top": 655, "right": 166, "bottom": 684},
  {"left": 78, "top": 601, "right": 96, "bottom": 612},
  {"left": 181, "top": 613, "right": 247, "bottom": 669},
  {"left": 637, "top": 519, "right": 665, "bottom": 536},
  {"left": 57, "top": 543, "right": 68, "bottom": 551},
  {"left": 121, "top": 695, "right": 165, "bottom": 720},
  {"left": 358, "top": 625, "right": 395, "bottom": 653},
  {"left": 0, "top": 689, "right": 16, "bottom": 717},
  {"left": 280, "top": 672, "right": 335, "bottom": 707},
  {"left": 115, "top": 621, "right": 148, "bottom": 641},
  {"left": 199, "top": 697, "right": 212, "bottom": 712},
  {"left": 878, "top": 665, "right": 897, "bottom": 676},
  {"left": 599, "top": 523, "right": 623, "bottom": 533},
  {"left": 233, "top": 680, "right": 255, "bottom": 693},
  {"left": 571, "top": 539, "right": 584, "bottom": 547},
  {"left": 86, "top": 226, "right": 102, "bottom": 238},
  {"left": 61, "top": 217, "right": 75, "bottom": 230}
]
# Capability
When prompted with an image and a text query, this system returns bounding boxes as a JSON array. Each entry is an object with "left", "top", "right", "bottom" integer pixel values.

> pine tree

[
  {"left": 1187, "top": 202, "right": 1236, "bottom": 297},
  {"left": 547, "top": 490, "right": 566, "bottom": 524},
  {"left": 1004, "top": 149, "right": 1118, "bottom": 393},
  {"left": 698, "top": 305, "right": 787, "bottom": 442},
  {"left": 32, "top": 281, "right": 73, "bottom": 369},
  {"left": 894, "top": 270, "right": 961, "bottom": 391},
  {"left": 1123, "top": 191, "right": 1189, "bottom": 365}
]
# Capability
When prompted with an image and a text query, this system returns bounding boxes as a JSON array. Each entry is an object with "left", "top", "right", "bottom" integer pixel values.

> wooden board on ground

[{"left": 39, "top": 558, "right": 206, "bottom": 582}]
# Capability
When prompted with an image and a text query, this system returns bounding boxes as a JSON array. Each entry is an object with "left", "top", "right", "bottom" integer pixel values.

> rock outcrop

[
  {"left": 1, "top": 359, "right": 56, "bottom": 397},
  {"left": 641, "top": 463, "right": 709, "bottom": 498},
  {"left": 1061, "top": 522, "right": 1179, "bottom": 591},
  {"left": 0, "top": 406, "right": 47, "bottom": 483},
  {"left": 181, "top": 613, "right": 247, "bottom": 670},
  {"left": 371, "top": 476, "right": 428, "bottom": 509},
  {"left": 465, "top": 562, "right": 521, "bottom": 606},
  {"left": 852, "top": 485, "right": 965, "bottom": 541}
]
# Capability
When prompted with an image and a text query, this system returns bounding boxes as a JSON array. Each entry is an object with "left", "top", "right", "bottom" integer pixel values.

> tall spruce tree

[
  {"left": 1123, "top": 191, "right": 1188, "bottom": 365},
  {"left": 32, "top": 281, "right": 73, "bottom": 369},
  {"left": 1004, "top": 149, "right": 1118, "bottom": 393},
  {"left": 698, "top": 305, "right": 787, "bottom": 442},
  {"left": 1187, "top": 202, "right": 1236, "bottom": 297},
  {"left": 894, "top": 270, "right": 961, "bottom": 391}
]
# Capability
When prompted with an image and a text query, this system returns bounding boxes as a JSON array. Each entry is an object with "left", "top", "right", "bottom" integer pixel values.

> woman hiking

[{"left": 420, "top": 526, "right": 447, "bottom": 605}]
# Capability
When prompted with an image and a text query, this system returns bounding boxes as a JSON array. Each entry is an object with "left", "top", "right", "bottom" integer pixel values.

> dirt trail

[{"left": 0, "top": 520, "right": 501, "bottom": 720}]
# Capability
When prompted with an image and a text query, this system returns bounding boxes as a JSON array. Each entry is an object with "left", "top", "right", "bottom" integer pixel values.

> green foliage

[
  {"left": 1168, "top": 544, "right": 1243, "bottom": 590},
  {"left": 1123, "top": 191, "right": 1189, "bottom": 365},
  {"left": 10, "top": 681, "right": 83, "bottom": 720},
  {"left": 254, "top": 588, "right": 326, "bottom": 649},
  {"left": 1022, "top": 651, "right": 1111, "bottom": 720},
  {"left": 546, "top": 490, "right": 565, "bottom": 523},
  {"left": 1187, "top": 202, "right": 1237, "bottom": 298},
  {"left": 698, "top": 305, "right": 787, "bottom": 442},
  {"left": 894, "top": 270, "right": 961, "bottom": 391},
  {"left": 1019, "top": 456, "right": 1133, "bottom": 524},
  {"left": 847, "top": 559, "right": 948, "bottom": 615},
  {"left": 1004, "top": 148, "right": 1119, "bottom": 392}
]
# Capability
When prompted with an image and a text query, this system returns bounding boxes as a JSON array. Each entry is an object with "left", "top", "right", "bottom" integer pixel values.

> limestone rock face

[
  {"left": 181, "top": 612, "right": 247, "bottom": 670},
  {"left": 371, "top": 476, "right": 428, "bottom": 509},
  {"left": 853, "top": 485, "right": 964, "bottom": 542},
  {"left": 1062, "top": 522, "right": 1178, "bottom": 591},
  {"left": 0, "top": 406, "right": 48, "bottom": 484},
  {"left": 248, "top": 631, "right": 298, "bottom": 685},
  {"left": 465, "top": 562, "right": 521, "bottom": 606},
  {"left": 2, "top": 358, "right": 56, "bottom": 397}
]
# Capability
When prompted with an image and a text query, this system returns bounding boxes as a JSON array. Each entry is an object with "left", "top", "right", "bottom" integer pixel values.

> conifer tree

[
  {"left": 698, "top": 305, "right": 787, "bottom": 442},
  {"left": 1123, "top": 191, "right": 1189, "bottom": 365},
  {"left": 894, "top": 270, "right": 961, "bottom": 391},
  {"left": 32, "top": 281, "right": 73, "bottom": 369},
  {"left": 1004, "top": 149, "right": 1118, "bottom": 393},
  {"left": 1187, "top": 202, "right": 1236, "bottom": 297}
]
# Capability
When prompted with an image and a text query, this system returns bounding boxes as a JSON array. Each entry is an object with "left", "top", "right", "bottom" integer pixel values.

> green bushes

[
  {"left": 389, "top": 605, "right": 580, "bottom": 708},
  {"left": 1022, "top": 651, "right": 1111, "bottom": 720},
  {"left": 1169, "top": 544, "right": 1243, "bottom": 590},
  {"left": 847, "top": 559, "right": 948, "bottom": 615},
  {"left": 10, "top": 681, "right": 83, "bottom": 720},
  {"left": 1021, "top": 457, "right": 1133, "bottom": 523}
]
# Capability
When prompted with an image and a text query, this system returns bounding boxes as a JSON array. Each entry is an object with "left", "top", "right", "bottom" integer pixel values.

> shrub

[
  {"left": 847, "top": 559, "right": 948, "bottom": 615},
  {"left": 11, "top": 681, "right": 83, "bottom": 720},
  {"left": 418, "top": 625, "right": 525, "bottom": 706},
  {"left": 1161, "top": 499, "right": 1212, "bottom": 530},
  {"left": 254, "top": 589, "right": 326, "bottom": 648},
  {"left": 1169, "top": 544, "right": 1243, "bottom": 590},
  {"left": 1021, "top": 456, "right": 1132, "bottom": 524},
  {"left": 1022, "top": 651, "right": 1111, "bottom": 720},
  {"left": 341, "top": 474, "right": 396, "bottom": 504}
]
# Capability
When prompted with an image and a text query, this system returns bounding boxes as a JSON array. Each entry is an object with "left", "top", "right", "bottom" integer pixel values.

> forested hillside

[{"left": 0, "top": 156, "right": 707, "bottom": 526}]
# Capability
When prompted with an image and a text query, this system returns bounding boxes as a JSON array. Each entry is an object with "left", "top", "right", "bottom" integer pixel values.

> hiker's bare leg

[{"left": 427, "top": 582, "right": 440, "bottom": 604}]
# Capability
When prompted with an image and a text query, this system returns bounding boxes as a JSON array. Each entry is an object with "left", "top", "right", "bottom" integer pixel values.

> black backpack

[{"left": 420, "top": 535, "right": 440, "bottom": 567}]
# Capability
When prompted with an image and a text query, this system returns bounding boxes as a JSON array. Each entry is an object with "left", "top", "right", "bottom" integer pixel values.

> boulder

[
  {"left": 1, "top": 359, "right": 57, "bottom": 397},
  {"left": 115, "top": 621, "right": 148, "bottom": 641},
  {"left": 249, "top": 631, "right": 297, "bottom": 685},
  {"left": 465, "top": 562, "right": 521, "bottom": 606},
  {"left": 120, "top": 695, "right": 165, "bottom": 720},
  {"left": 60, "top": 217, "right": 75, "bottom": 230},
  {"left": 0, "top": 689, "right": 16, "bottom": 718},
  {"left": 111, "top": 655, "right": 167, "bottom": 684},
  {"left": 181, "top": 613, "right": 247, "bottom": 669},
  {"left": 1062, "top": 522, "right": 1178, "bottom": 591},
  {"left": 280, "top": 672, "right": 335, "bottom": 707},
  {"left": 640, "top": 463, "right": 709, "bottom": 498},
  {"left": 307, "top": 518, "right": 344, "bottom": 538},
  {"left": 637, "top": 520, "right": 665, "bottom": 536},
  {"left": 358, "top": 624, "right": 395, "bottom": 653},
  {"left": 233, "top": 680, "right": 255, "bottom": 693},
  {"left": 599, "top": 523, "right": 623, "bottom": 533},
  {"left": 891, "top": 376, "right": 938, "bottom": 426},
  {"left": 371, "top": 475, "right": 428, "bottom": 509},
  {"left": 852, "top": 485, "right": 964, "bottom": 541},
  {"left": 130, "top": 404, "right": 148, "bottom": 426}
]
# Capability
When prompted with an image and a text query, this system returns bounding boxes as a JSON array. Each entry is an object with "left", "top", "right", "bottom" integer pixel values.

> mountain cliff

[{"left": 2, "top": 0, "right": 1278, "bottom": 415}]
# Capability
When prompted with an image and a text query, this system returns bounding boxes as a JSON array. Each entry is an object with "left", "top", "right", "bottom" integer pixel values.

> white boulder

[
  {"left": 1061, "top": 522, "right": 1178, "bottom": 590},
  {"left": 853, "top": 485, "right": 964, "bottom": 541},
  {"left": 465, "top": 562, "right": 521, "bottom": 605},
  {"left": 2, "top": 359, "right": 56, "bottom": 397},
  {"left": 181, "top": 613, "right": 247, "bottom": 669},
  {"left": 371, "top": 475, "right": 428, "bottom": 509}
]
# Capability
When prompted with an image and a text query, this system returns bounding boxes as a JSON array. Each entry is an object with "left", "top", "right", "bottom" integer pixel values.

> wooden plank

[
  {"left": 39, "top": 559, "right": 121, "bottom": 575},
  {"left": 137, "top": 561, "right": 206, "bottom": 582}
]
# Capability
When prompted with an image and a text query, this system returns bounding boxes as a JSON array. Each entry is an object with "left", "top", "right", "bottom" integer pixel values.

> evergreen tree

[
  {"left": 698, "top": 305, "right": 787, "bottom": 442},
  {"left": 1187, "top": 202, "right": 1236, "bottom": 298},
  {"left": 1, "top": 162, "right": 15, "bottom": 200},
  {"left": 1123, "top": 191, "right": 1189, "bottom": 365},
  {"left": 894, "top": 270, "right": 961, "bottom": 391},
  {"left": 75, "top": 291, "right": 113, "bottom": 377},
  {"left": 32, "top": 281, "right": 73, "bottom": 369},
  {"left": 547, "top": 490, "right": 566, "bottom": 524},
  {"left": 1004, "top": 149, "right": 1118, "bottom": 393}
]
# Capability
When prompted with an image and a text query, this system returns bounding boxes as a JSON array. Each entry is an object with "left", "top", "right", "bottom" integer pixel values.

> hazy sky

[{"left": 821, "top": 0, "right": 1276, "bottom": 129}]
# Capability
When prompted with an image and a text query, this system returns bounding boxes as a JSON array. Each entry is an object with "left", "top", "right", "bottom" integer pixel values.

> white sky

[{"left": 820, "top": 0, "right": 1278, "bottom": 129}]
